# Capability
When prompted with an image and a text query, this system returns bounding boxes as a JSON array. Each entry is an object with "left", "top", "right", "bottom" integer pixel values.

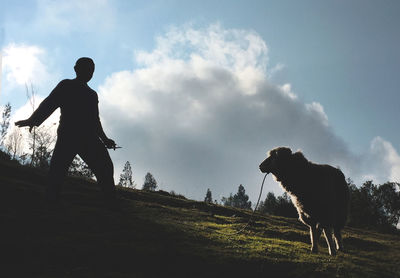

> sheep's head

[{"left": 259, "top": 147, "right": 293, "bottom": 174}]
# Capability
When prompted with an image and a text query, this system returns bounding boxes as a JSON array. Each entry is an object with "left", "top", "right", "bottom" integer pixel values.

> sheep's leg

[
  {"left": 333, "top": 228, "right": 344, "bottom": 252},
  {"left": 310, "top": 225, "right": 321, "bottom": 253},
  {"left": 323, "top": 228, "right": 336, "bottom": 256}
]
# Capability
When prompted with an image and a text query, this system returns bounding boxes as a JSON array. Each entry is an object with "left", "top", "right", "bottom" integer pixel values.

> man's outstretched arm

[{"left": 15, "top": 81, "right": 64, "bottom": 131}]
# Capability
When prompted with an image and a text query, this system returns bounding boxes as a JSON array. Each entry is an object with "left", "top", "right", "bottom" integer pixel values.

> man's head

[{"left": 74, "top": 57, "right": 95, "bottom": 82}]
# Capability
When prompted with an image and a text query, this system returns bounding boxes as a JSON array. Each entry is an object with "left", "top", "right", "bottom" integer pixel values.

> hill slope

[{"left": 0, "top": 160, "right": 399, "bottom": 278}]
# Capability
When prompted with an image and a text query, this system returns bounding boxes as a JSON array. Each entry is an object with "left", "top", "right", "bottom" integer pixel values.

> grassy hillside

[{"left": 0, "top": 159, "right": 399, "bottom": 278}]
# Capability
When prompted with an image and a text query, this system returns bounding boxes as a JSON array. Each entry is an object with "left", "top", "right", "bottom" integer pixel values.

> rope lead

[{"left": 216, "top": 173, "right": 268, "bottom": 236}]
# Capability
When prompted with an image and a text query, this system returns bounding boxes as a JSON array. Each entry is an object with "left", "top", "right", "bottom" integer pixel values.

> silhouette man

[{"left": 16, "top": 57, "right": 116, "bottom": 204}]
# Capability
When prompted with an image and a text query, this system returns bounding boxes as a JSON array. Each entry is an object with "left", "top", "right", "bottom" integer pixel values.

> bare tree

[
  {"left": 25, "top": 83, "right": 37, "bottom": 166},
  {"left": 5, "top": 127, "right": 23, "bottom": 160},
  {"left": 29, "top": 125, "right": 56, "bottom": 169}
]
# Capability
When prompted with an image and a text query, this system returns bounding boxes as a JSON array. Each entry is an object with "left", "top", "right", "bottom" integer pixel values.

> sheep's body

[{"left": 259, "top": 147, "right": 349, "bottom": 255}]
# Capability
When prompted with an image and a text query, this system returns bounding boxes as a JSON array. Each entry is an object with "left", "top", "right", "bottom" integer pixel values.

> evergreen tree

[
  {"left": 0, "top": 103, "right": 11, "bottom": 147},
  {"left": 233, "top": 184, "right": 252, "bottom": 209},
  {"left": 258, "top": 192, "right": 278, "bottom": 214},
  {"left": 119, "top": 161, "right": 135, "bottom": 188},
  {"left": 204, "top": 188, "right": 213, "bottom": 203},
  {"left": 142, "top": 172, "right": 157, "bottom": 191},
  {"left": 275, "top": 192, "right": 297, "bottom": 218},
  {"left": 222, "top": 184, "right": 252, "bottom": 210}
]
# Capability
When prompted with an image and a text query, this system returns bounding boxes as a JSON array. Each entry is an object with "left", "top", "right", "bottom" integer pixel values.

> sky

[{"left": 1, "top": 0, "right": 400, "bottom": 203}]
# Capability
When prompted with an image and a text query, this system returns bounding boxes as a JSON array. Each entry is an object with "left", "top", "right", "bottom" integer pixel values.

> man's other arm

[{"left": 95, "top": 96, "right": 116, "bottom": 149}]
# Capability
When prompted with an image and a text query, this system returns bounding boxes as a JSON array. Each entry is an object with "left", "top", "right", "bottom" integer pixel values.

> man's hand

[
  {"left": 15, "top": 119, "right": 35, "bottom": 133},
  {"left": 103, "top": 138, "right": 117, "bottom": 150}
]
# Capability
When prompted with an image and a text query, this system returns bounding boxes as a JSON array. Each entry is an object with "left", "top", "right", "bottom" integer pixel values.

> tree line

[
  {"left": 346, "top": 179, "right": 399, "bottom": 231},
  {"left": 206, "top": 180, "right": 399, "bottom": 232},
  {"left": 1, "top": 102, "right": 399, "bottom": 231}
]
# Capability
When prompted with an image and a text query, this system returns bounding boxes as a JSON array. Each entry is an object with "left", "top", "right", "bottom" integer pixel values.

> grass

[{"left": 0, "top": 159, "right": 399, "bottom": 278}]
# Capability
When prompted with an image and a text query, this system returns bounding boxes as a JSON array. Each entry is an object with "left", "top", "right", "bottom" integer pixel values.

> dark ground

[{"left": 1, "top": 159, "right": 399, "bottom": 278}]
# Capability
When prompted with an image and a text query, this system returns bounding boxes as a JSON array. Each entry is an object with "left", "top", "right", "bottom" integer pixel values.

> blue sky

[{"left": 1, "top": 0, "right": 400, "bottom": 201}]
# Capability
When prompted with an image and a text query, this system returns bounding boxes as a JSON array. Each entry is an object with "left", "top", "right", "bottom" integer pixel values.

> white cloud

[
  {"left": 135, "top": 23, "right": 268, "bottom": 95},
  {"left": 280, "top": 84, "right": 297, "bottom": 100},
  {"left": 2, "top": 43, "right": 52, "bottom": 87},
  {"left": 363, "top": 137, "right": 400, "bottom": 183},
  {"left": 306, "top": 101, "right": 328, "bottom": 126},
  {"left": 98, "top": 24, "right": 366, "bottom": 200}
]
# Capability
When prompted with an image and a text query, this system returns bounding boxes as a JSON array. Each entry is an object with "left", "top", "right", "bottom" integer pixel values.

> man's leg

[
  {"left": 47, "top": 136, "right": 76, "bottom": 203},
  {"left": 78, "top": 137, "right": 116, "bottom": 200}
]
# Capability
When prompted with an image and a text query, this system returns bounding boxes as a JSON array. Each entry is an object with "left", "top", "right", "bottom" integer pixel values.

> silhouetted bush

[
  {"left": 142, "top": 172, "right": 157, "bottom": 191},
  {"left": 169, "top": 190, "right": 187, "bottom": 200}
]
